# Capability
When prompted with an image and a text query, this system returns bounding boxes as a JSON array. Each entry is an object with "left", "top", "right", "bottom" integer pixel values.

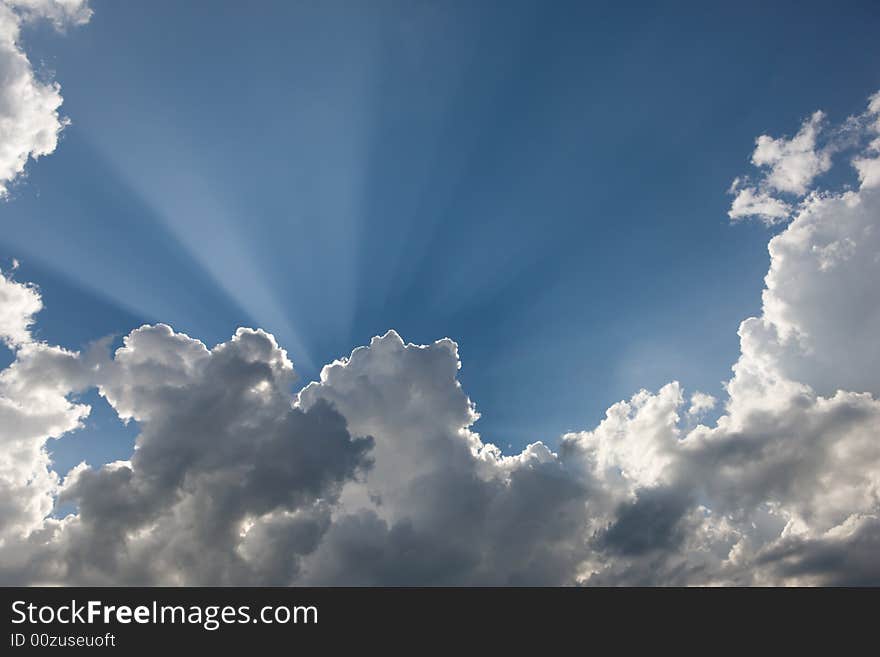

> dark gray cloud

[
  {"left": 598, "top": 487, "right": 693, "bottom": 557},
  {"left": 46, "top": 325, "right": 373, "bottom": 585},
  {"left": 756, "top": 517, "right": 880, "bottom": 586},
  {"left": 304, "top": 455, "right": 593, "bottom": 586}
]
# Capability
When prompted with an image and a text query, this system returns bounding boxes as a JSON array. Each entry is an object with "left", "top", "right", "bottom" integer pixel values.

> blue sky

[{"left": 2, "top": 0, "right": 879, "bottom": 473}]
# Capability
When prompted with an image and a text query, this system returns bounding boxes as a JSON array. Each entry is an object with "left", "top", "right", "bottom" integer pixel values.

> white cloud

[
  {"left": 687, "top": 391, "right": 716, "bottom": 416},
  {"left": 728, "top": 182, "right": 792, "bottom": 224},
  {"left": 0, "top": 266, "right": 41, "bottom": 345},
  {"left": 740, "top": 186, "right": 880, "bottom": 397},
  {"left": 0, "top": 271, "right": 90, "bottom": 547},
  {"left": 0, "top": 0, "right": 90, "bottom": 197},
  {"left": 853, "top": 149, "right": 880, "bottom": 189},
  {"left": 729, "top": 93, "right": 880, "bottom": 223},
  {"left": 5, "top": 0, "right": 91, "bottom": 29},
  {"left": 851, "top": 95, "right": 880, "bottom": 189},
  {"left": 752, "top": 110, "right": 832, "bottom": 195},
  {"left": 295, "top": 331, "right": 600, "bottom": 584}
]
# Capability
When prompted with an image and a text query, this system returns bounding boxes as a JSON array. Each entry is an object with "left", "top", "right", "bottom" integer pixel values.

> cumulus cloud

[
  {"left": 727, "top": 111, "right": 831, "bottom": 223},
  {"left": 5, "top": 0, "right": 90, "bottom": 28},
  {"left": 687, "top": 391, "right": 716, "bottom": 417},
  {"left": 0, "top": 0, "right": 90, "bottom": 197},
  {"left": 727, "top": 180, "right": 792, "bottom": 224},
  {"left": 752, "top": 110, "right": 832, "bottom": 195},
  {"left": 564, "top": 93, "right": 880, "bottom": 584},
  {"left": 852, "top": 95, "right": 880, "bottom": 188},
  {"left": 0, "top": 270, "right": 90, "bottom": 548},
  {"left": 1, "top": 89, "right": 879, "bottom": 585},
  {"left": 729, "top": 94, "right": 880, "bottom": 224},
  {"left": 294, "top": 332, "right": 599, "bottom": 585},
  {"left": 0, "top": 266, "right": 40, "bottom": 345},
  {"left": 51, "top": 325, "right": 371, "bottom": 585}
]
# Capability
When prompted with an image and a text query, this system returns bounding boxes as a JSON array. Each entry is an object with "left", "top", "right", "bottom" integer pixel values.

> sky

[
  {"left": 2, "top": 0, "right": 877, "bottom": 469},
  {"left": 1, "top": 0, "right": 880, "bottom": 586}
]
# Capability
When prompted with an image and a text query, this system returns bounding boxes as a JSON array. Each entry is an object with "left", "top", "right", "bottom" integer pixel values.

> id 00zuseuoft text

[{"left": 11, "top": 631, "right": 116, "bottom": 648}]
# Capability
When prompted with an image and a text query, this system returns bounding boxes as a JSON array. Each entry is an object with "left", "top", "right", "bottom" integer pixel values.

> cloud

[
  {"left": 752, "top": 110, "right": 832, "bottom": 195},
  {"left": 0, "top": 270, "right": 90, "bottom": 548},
  {"left": 1, "top": 89, "right": 879, "bottom": 585},
  {"left": 0, "top": 266, "right": 41, "bottom": 345},
  {"left": 728, "top": 181, "right": 792, "bottom": 224},
  {"left": 754, "top": 515, "right": 880, "bottom": 586},
  {"left": 687, "top": 391, "right": 716, "bottom": 417},
  {"left": 728, "top": 94, "right": 880, "bottom": 224},
  {"left": 49, "top": 325, "right": 373, "bottom": 585},
  {"left": 0, "top": 0, "right": 90, "bottom": 197},
  {"left": 299, "top": 91, "right": 880, "bottom": 586},
  {"left": 295, "top": 332, "right": 599, "bottom": 585},
  {"left": 5, "top": 1, "right": 91, "bottom": 28},
  {"left": 732, "top": 94, "right": 880, "bottom": 398}
]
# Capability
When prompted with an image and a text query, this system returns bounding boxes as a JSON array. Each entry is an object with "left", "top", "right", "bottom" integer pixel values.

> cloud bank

[
  {"left": 1, "top": 78, "right": 879, "bottom": 583},
  {"left": 0, "top": 0, "right": 89, "bottom": 197}
]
